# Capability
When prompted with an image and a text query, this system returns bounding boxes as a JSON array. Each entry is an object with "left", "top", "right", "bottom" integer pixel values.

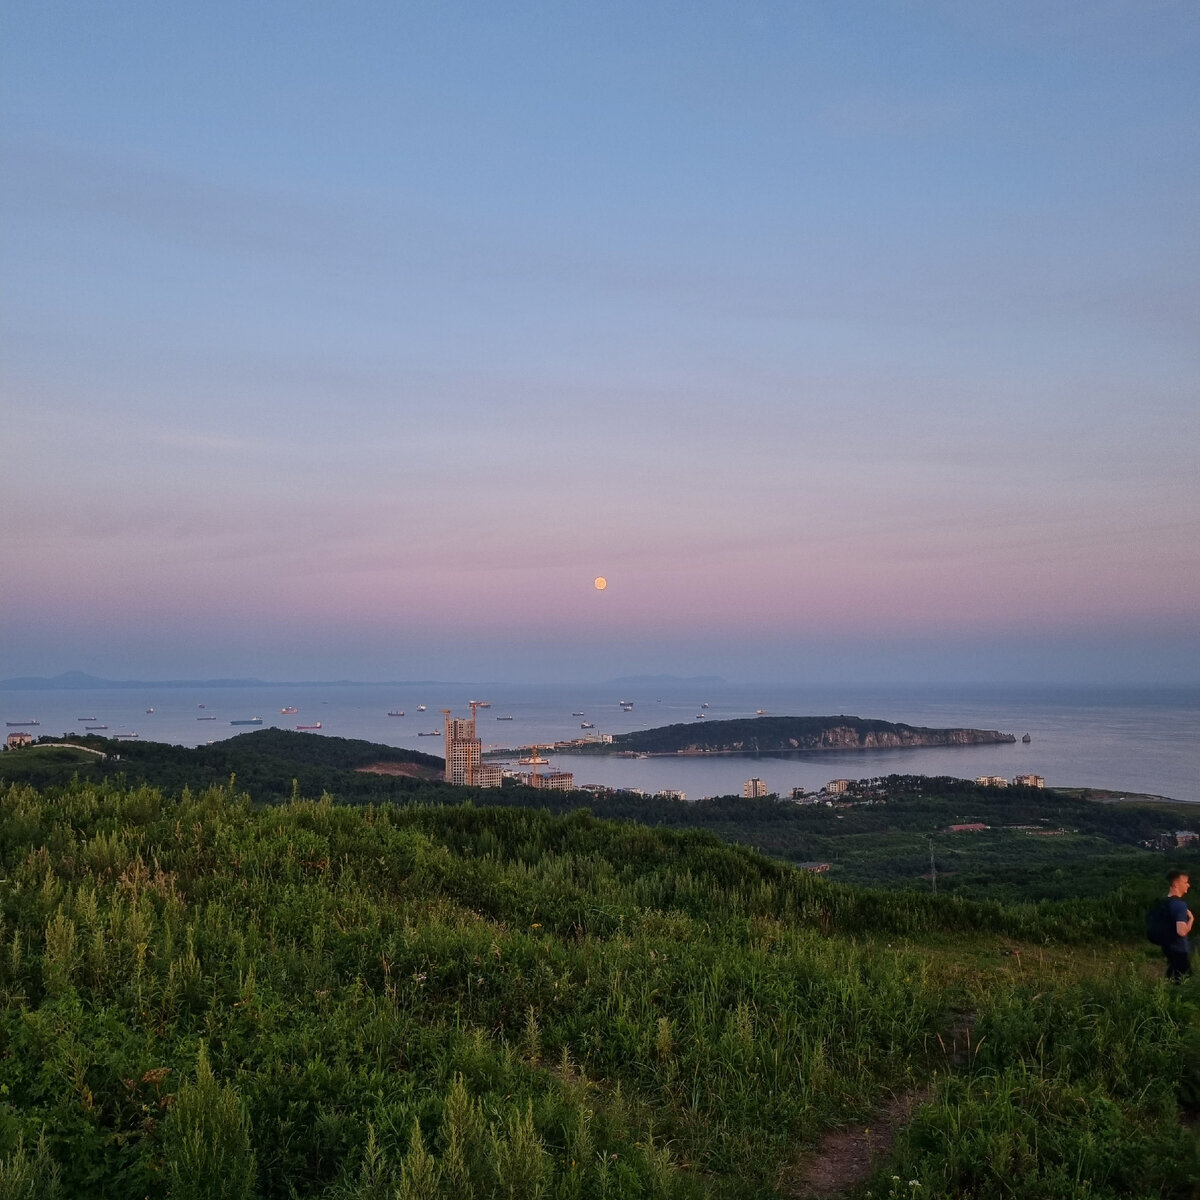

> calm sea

[{"left": 4, "top": 681, "right": 1197, "bottom": 804}]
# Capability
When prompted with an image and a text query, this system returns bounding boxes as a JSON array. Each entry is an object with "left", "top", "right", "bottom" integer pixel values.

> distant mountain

[
  {"left": 606, "top": 674, "right": 727, "bottom": 686},
  {"left": 0, "top": 672, "right": 457, "bottom": 690}
]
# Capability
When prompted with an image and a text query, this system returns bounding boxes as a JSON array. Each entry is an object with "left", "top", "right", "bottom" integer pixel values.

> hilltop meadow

[{"left": 1, "top": 732, "right": 1198, "bottom": 1198}]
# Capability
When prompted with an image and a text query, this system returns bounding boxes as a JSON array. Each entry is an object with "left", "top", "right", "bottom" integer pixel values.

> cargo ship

[
  {"left": 297, "top": 723, "right": 322, "bottom": 730},
  {"left": 387, "top": 710, "right": 405, "bottom": 717},
  {"left": 5, "top": 720, "right": 39, "bottom": 727},
  {"left": 281, "top": 706, "right": 298, "bottom": 715},
  {"left": 231, "top": 718, "right": 264, "bottom": 726},
  {"left": 85, "top": 725, "right": 108, "bottom": 730}
]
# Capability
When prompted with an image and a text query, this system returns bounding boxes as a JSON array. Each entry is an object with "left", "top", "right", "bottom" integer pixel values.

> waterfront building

[
  {"left": 1013, "top": 774, "right": 1045, "bottom": 788},
  {"left": 826, "top": 779, "right": 852, "bottom": 795},
  {"left": 743, "top": 777, "right": 768, "bottom": 798}
]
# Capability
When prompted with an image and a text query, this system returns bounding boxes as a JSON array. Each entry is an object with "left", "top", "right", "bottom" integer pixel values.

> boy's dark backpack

[{"left": 1147, "top": 898, "right": 1177, "bottom": 947}]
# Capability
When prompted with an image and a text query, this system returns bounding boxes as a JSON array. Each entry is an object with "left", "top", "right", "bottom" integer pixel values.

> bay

[{"left": 4, "top": 680, "right": 1198, "bottom": 804}]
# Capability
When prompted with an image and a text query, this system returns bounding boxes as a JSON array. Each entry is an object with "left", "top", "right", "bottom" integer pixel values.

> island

[{"left": 552, "top": 714, "right": 1016, "bottom": 756}]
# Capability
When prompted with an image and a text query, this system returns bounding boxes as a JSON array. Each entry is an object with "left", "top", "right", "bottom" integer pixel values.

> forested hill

[
  {"left": 0, "top": 728, "right": 444, "bottom": 801},
  {"left": 565, "top": 714, "right": 1016, "bottom": 755}
]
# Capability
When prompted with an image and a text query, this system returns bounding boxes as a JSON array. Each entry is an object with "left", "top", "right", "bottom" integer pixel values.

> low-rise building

[
  {"left": 5, "top": 732, "right": 33, "bottom": 749},
  {"left": 1013, "top": 774, "right": 1045, "bottom": 788},
  {"left": 826, "top": 779, "right": 852, "bottom": 795},
  {"left": 975, "top": 775, "right": 1008, "bottom": 788},
  {"left": 949, "top": 822, "right": 988, "bottom": 833},
  {"left": 655, "top": 789, "right": 686, "bottom": 802},
  {"left": 475, "top": 763, "right": 504, "bottom": 789}
]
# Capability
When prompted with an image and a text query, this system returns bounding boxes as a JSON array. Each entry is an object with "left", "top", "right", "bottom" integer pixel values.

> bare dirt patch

[{"left": 356, "top": 761, "right": 443, "bottom": 781}]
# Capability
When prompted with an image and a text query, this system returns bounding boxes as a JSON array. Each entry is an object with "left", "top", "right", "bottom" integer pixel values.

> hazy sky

[{"left": 3, "top": 2, "right": 1198, "bottom": 684}]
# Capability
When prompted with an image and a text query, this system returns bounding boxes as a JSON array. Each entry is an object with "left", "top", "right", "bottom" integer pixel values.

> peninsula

[{"left": 555, "top": 714, "right": 1016, "bottom": 756}]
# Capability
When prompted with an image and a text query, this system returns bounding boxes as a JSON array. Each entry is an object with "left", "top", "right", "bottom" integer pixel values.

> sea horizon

[{"left": 5, "top": 678, "right": 1198, "bottom": 806}]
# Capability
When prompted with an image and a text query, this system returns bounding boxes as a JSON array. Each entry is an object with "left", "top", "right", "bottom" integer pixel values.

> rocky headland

[{"left": 560, "top": 714, "right": 1016, "bottom": 756}]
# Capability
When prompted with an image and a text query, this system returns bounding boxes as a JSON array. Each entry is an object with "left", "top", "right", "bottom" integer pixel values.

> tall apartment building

[
  {"left": 442, "top": 706, "right": 503, "bottom": 787},
  {"left": 743, "top": 777, "right": 768, "bottom": 798},
  {"left": 443, "top": 712, "right": 481, "bottom": 786}
]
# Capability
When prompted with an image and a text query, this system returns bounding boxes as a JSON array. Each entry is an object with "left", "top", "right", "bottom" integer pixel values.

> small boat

[
  {"left": 572, "top": 711, "right": 585, "bottom": 717},
  {"left": 496, "top": 715, "right": 514, "bottom": 721},
  {"left": 198, "top": 704, "right": 206, "bottom": 709},
  {"left": 620, "top": 704, "right": 633, "bottom": 712},
  {"left": 387, "top": 710, "right": 405, "bottom": 717},
  {"left": 618, "top": 699, "right": 633, "bottom": 706},
  {"left": 197, "top": 716, "right": 217, "bottom": 721},
  {"left": 85, "top": 724, "right": 108, "bottom": 730},
  {"left": 281, "top": 706, "right": 298, "bottom": 715},
  {"left": 416, "top": 705, "right": 426, "bottom": 712},
  {"left": 518, "top": 755, "right": 549, "bottom": 765},
  {"left": 755, "top": 709, "right": 768, "bottom": 715},
  {"left": 5, "top": 720, "right": 39, "bottom": 727},
  {"left": 701, "top": 702, "right": 709, "bottom": 708},
  {"left": 470, "top": 700, "right": 492, "bottom": 708},
  {"left": 1022, "top": 733, "right": 1032, "bottom": 744},
  {"left": 297, "top": 722, "right": 322, "bottom": 730},
  {"left": 145, "top": 707, "right": 155, "bottom": 714},
  {"left": 230, "top": 718, "right": 263, "bottom": 726},
  {"left": 580, "top": 722, "right": 594, "bottom": 729},
  {"left": 77, "top": 717, "right": 97, "bottom": 722}
]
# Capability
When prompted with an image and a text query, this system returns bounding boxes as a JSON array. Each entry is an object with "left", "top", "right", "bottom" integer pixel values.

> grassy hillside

[{"left": 0, "top": 777, "right": 1198, "bottom": 1198}]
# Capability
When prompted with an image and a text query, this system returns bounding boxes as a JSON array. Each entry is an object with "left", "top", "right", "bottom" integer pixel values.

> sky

[{"left": 2, "top": 1, "right": 1198, "bottom": 685}]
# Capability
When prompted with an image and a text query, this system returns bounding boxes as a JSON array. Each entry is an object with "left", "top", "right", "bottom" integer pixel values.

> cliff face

[
  {"left": 586, "top": 715, "right": 1017, "bottom": 756},
  {"left": 809, "top": 725, "right": 1014, "bottom": 750}
]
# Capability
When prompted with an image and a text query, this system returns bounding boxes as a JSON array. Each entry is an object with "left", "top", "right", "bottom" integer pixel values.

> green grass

[{"left": 0, "top": 777, "right": 1197, "bottom": 1198}]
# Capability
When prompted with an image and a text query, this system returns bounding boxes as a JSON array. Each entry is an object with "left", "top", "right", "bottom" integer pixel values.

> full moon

[{"left": 594, "top": 577, "right": 607, "bottom": 591}]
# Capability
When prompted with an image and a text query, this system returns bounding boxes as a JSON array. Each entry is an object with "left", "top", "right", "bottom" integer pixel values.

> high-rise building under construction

[{"left": 443, "top": 709, "right": 481, "bottom": 786}]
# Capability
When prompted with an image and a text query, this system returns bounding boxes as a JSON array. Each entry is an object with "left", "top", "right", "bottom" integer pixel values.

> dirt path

[{"left": 783, "top": 1010, "right": 975, "bottom": 1199}]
